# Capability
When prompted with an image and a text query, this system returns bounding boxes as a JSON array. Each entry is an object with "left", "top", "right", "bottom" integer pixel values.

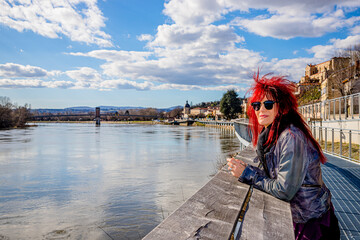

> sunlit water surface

[{"left": 0, "top": 123, "right": 239, "bottom": 239}]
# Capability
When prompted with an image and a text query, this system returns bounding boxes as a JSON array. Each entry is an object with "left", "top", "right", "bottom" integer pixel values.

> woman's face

[{"left": 254, "top": 96, "right": 278, "bottom": 128}]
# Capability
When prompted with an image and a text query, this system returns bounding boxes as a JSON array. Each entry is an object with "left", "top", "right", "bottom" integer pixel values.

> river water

[{"left": 0, "top": 123, "right": 239, "bottom": 240}]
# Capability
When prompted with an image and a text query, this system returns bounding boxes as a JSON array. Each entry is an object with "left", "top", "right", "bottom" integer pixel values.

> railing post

[
  {"left": 320, "top": 102, "right": 323, "bottom": 120},
  {"left": 332, "top": 128, "right": 334, "bottom": 154},
  {"left": 312, "top": 104, "right": 314, "bottom": 119},
  {"left": 327, "top": 100, "right": 330, "bottom": 120},
  {"left": 339, "top": 98, "right": 341, "bottom": 120},
  {"left": 340, "top": 129, "right": 343, "bottom": 157},
  {"left": 325, "top": 127, "right": 327, "bottom": 151},
  {"left": 349, "top": 130, "right": 352, "bottom": 159},
  {"left": 351, "top": 95, "right": 354, "bottom": 119},
  {"left": 345, "top": 96, "right": 348, "bottom": 119},
  {"left": 359, "top": 93, "right": 360, "bottom": 118},
  {"left": 308, "top": 105, "right": 310, "bottom": 119},
  {"left": 333, "top": 100, "right": 336, "bottom": 120}
]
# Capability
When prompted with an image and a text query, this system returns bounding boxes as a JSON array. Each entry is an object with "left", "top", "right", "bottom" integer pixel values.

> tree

[
  {"left": 297, "top": 85, "right": 321, "bottom": 105},
  {"left": 12, "top": 104, "right": 31, "bottom": 127},
  {"left": 332, "top": 44, "right": 360, "bottom": 96},
  {"left": 0, "top": 97, "right": 31, "bottom": 129},
  {"left": 168, "top": 107, "right": 183, "bottom": 118},
  {"left": 0, "top": 97, "right": 13, "bottom": 129},
  {"left": 220, "top": 89, "right": 242, "bottom": 120}
]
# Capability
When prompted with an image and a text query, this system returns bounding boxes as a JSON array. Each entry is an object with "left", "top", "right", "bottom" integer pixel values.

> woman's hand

[{"left": 227, "top": 157, "right": 247, "bottom": 178}]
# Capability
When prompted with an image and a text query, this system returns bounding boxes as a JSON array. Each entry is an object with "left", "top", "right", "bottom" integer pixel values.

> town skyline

[{"left": 1, "top": 0, "right": 360, "bottom": 108}]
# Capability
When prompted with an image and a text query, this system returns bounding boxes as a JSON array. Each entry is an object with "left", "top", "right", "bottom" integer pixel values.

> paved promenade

[{"left": 322, "top": 154, "right": 360, "bottom": 239}]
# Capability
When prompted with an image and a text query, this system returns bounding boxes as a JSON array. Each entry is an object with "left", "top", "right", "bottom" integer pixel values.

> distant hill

[{"left": 32, "top": 105, "right": 182, "bottom": 114}]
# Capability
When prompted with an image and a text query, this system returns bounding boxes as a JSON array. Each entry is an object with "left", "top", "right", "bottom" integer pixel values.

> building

[
  {"left": 240, "top": 98, "right": 248, "bottom": 118},
  {"left": 183, "top": 100, "right": 191, "bottom": 118},
  {"left": 182, "top": 101, "right": 224, "bottom": 119},
  {"left": 298, "top": 57, "right": 360, "bottom": 101},
  {"left": 190, "top": 107, "right": 207, "bottom": 116}
]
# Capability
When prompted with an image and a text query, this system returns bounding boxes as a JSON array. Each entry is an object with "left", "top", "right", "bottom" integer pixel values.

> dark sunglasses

[{"left": 251, "top": 100, "right": 277, "bottom": 111}]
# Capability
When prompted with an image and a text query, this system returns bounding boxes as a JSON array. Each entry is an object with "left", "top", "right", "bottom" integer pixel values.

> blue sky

[{"left": 0, "top": 0, "right": 360, "bottom": 109}]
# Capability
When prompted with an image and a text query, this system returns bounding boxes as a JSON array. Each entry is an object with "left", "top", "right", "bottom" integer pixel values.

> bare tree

[
  {"left": 333, "top": 44, "right": 360, "bottom": 96},
  {"left": 12, "top": 104, "right": 31, "bottom": 127},
  {"left": 168, "top": 107, "right": 183, "bottom": 118},
  {"left": 0, "top": 97, "right": 31, "bottom": 129},
  {"left": 0, "top": 97, "right": 14, "bottom": 128}
]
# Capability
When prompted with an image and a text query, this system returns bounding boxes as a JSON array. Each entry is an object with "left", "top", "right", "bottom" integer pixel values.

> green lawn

[{"left": 319, "top": 140, "right": 360, "bottom": 161}]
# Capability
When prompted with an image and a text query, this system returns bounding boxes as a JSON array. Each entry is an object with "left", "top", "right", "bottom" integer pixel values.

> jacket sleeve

[{"left": 239, "top": 131, "right": 308, "bottom": 201}]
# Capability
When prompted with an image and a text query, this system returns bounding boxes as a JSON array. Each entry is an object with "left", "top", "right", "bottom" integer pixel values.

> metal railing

[
  {"left": 299, "top": 92, "right": 360, "bottom": 121},
  {"left": 310, "top": 126, "right": 360, "bottom": 163},
  {"left": 233, "top": 121, "right": 251, "bottom": 150}
]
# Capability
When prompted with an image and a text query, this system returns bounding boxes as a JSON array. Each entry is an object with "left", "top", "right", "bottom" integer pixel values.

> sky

[{"left": 0, "top": 0, "right": 360, "bottom": 109}]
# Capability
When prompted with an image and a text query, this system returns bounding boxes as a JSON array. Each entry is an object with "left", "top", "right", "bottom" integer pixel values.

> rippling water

[{"left": 0, "top": 123, "right": 239, "bottom": 239}]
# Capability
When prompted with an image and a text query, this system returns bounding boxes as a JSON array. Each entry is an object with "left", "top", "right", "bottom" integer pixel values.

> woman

[{"left": 227, "top": 73, "right": 340, "bottom": 240}]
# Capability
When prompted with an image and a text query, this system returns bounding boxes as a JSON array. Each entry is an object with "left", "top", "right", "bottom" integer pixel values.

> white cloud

[
  {"left": 352, "top": 25, "right": 360, "bottom": 34},
  {"left": 0, "top": 79, "right": 44, "bottom": 88},
  {"left": 67, "top": 22, "right": 252, "bottom": 87},
  {"left": 309, "top": 45, "right": 337, "bottom": 59},
  {"left": 100, "top": 79, "right": 154, "bottom": 91},
  {"left": 43, "top": 80, "right": 76, "bottom": 89},
  {"left": 0, "top": 0, "right": 112, "bottom": 47},
  {"left": 309, "top": 35, "right": 360, "bottom": 59},
  {"left": 223, "top": 0, "right": 360, "bottom": 16},
  {"left": 232, "top": 10, "right": 360, "bottom": 40},
  {"left": 66, "top": 67, "right": 102, "bottom": 82},
  {"left": 162, "top": 0, "right": 360, "bottom": 40},
  {"left": 152, "top": 83, "right": 247, "bottom": 92},
  {"left": 163, "top": 0, "right": 225, "bottom": 26},
  {"left": 0, "top": 63, "right": 48, "bottom": 78},
  {"left": 0, "top": 79, "right": 74, "bottom": 89},
  {"left": 137, "top": 34, "right": 153, "bottom": 42}
]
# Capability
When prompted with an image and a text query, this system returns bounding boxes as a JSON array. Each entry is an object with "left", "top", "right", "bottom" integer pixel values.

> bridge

[{"left": 31, "top": 111, "right": 159, "bottom": 121}]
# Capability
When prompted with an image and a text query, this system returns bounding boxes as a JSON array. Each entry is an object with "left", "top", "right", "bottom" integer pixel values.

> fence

[
  {"left": 310, "top": 126, "right": 360, "bottom": 163},
  {"left": 233, "top": 119, "right": 360, "bottom": 164},
  {"left": 233, "top": 120, "right": 251, "bottom": 150},
  {"left": 299, "top": 92, "right": 360, "bottom": 121}
]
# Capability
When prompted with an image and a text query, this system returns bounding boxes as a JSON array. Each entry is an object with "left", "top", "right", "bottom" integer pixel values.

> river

[{"left": 0, "top": 123, "right": 239, "bottom": 239}]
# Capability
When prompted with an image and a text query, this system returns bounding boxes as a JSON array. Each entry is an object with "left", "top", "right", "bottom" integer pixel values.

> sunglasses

[{"left": 251, "top": 100, "right": 277, "bottom": 111}]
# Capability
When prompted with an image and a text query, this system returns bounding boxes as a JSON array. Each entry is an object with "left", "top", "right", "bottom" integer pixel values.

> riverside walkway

[{"left": 322, "top": 154, "right": 360, "bottom": 239}]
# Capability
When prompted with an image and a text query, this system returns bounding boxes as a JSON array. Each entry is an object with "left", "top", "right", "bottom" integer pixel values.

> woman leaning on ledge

[{"left": 227, "top": 73, "right": 340, "bottom": 240}]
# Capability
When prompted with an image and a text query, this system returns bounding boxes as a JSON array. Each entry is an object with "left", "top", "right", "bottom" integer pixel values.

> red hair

[{"left": 246, "top": 72, "right": 326, "bottom": 164}]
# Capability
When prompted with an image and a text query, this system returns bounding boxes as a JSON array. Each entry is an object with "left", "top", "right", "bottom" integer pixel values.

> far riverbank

[{"left": 29, "top": 120, "right": 208, "bottom": 127}]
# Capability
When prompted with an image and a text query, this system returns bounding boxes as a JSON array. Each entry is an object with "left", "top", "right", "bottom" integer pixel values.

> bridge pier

[{"left": 95, "top": 107, "right": 100, "bottom": 126}]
